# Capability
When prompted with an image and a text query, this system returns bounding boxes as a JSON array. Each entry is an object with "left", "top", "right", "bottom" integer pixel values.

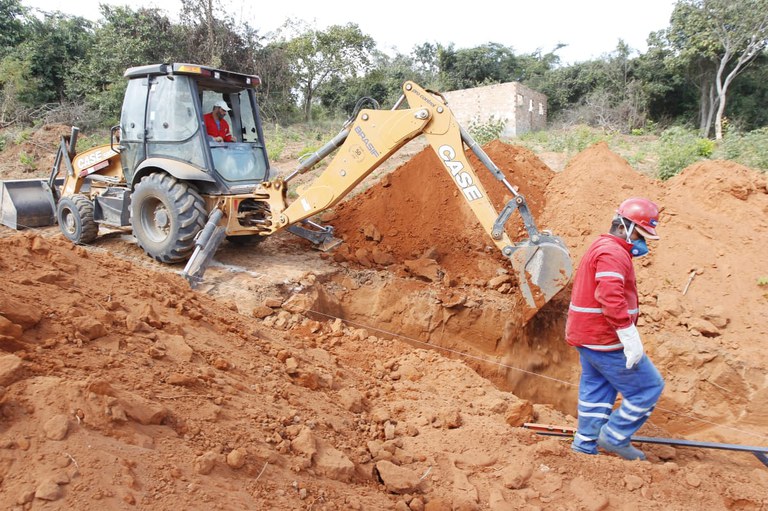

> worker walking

[{"left": 566, "top": 197, "right": 665, "bottom": 461}]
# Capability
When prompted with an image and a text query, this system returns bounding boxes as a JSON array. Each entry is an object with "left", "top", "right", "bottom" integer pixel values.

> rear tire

[
  {"left": 131, "top": 173, "right": 207, "bottom": 263},
  {"left": 57, "top": 194, "right": 98, "bottom": 244}
]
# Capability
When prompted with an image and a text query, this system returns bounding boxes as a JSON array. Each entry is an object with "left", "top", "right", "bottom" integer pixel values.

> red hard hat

[{"left": 617, "top": 197, "right": 660, "bottom": 239}]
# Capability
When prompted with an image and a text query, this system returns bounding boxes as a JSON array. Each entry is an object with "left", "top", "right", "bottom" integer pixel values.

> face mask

[
  {"left": 630, "top": 238, "right": 648, "bottom": 257},
  {"left": 619, "top": 217, "right": 649, "bottom": 257}
]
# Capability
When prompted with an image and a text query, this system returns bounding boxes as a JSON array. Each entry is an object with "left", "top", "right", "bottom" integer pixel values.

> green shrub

[
  {"left": 657, "top": 127, "right": 713, "bottom": 180},
  {"left": 630, "top": 120, "right": 658, "bottom": 136},
  {"left": 718, "top": 128, "right": 768, "bottom": 172},
  {"left": 14, "top": 129, "right": 31, "bottom": 144},
  {"left": 518, "top": 125, "right": 608, "bottom": 153},
  {"left": 468, "top": 116, "right": 506, "bottom": 146},
  {"left": 19, "top": 152, "right": 36, "bottom": 171},
  {"left": 265, "top": 124, "right": 286, "bottom": 161}
]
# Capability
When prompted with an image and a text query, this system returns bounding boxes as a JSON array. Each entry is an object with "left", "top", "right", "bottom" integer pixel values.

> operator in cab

[{"left": 204, "top": 100, "right": 234, "bottom": 142}]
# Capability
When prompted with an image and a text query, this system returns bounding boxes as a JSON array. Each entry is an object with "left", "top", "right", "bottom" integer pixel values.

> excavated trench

[
  {"left": 300, "top": 270, "right": 579, "bottom": 414},
  {"left": 224, "top": 138, "right": 768, "bottom": 443},
  {"left": 287, "top": 140, "right": 582, "bottom": 414}
]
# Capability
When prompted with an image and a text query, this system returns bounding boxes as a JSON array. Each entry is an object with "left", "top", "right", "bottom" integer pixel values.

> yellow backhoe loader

[{"left": 0, "top": 63, "right": 572, "bottom": 319}]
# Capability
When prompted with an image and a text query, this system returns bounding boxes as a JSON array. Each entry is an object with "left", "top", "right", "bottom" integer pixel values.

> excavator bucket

[
  {"left": 0, "top": 179, "right": 57, "bottom": 230},
  {"left": 508, "top": 233, "right": 573, "bottom": 321}
]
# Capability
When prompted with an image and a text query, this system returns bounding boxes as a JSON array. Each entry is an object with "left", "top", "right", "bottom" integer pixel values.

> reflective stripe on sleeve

[
  {"left": 595, "top": 271, "right": 624, "bottom": 280},
  {"left": 569, "top": 304, "right": 603, "bottom": 313},
  {"left": 569, "top": 304, "right": 640, "bottom": 315}
]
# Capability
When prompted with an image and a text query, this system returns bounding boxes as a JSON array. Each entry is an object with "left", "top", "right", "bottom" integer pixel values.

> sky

[{"left": 21, "top": 0, "right": 677, "bottom": 65}]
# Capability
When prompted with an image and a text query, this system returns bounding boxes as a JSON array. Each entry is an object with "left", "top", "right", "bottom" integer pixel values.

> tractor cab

[{"left": 119, "top": 63, "right": 270, "bottom": 195}]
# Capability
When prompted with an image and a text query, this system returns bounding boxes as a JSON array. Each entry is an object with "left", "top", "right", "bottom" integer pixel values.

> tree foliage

[
  {"left": 0, "top": 0, "right": 26, "bottom": 58},
  {"left": 3, "top": 0, "right": 768, "bottom": 140},
  {"left": 664, "top": 0, "right": 768, "bottom": 138},
  {"left": 282, "top": 21, "right": 376, "bottom": 121},
  {"left": 64, "top": 6, "right": 179, "bottom": 125}
]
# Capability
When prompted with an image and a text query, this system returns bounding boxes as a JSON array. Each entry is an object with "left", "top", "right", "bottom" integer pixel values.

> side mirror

[{"left": 110, "top": 125, "right": 122, "bottom": 152}]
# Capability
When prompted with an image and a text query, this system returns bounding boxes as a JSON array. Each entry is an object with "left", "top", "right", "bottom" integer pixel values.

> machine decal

[
  {"left": 354, "top": 126, "right": 380, "bottom": 158},
  {"left": 412, "top": 89, "right": 438, "bottom": 108},
  {"left": 76, "top": 150, "right": 113, "bottom": 170},
  {"left": 438, "top": 144, "right": 483, "bottom": 201}
]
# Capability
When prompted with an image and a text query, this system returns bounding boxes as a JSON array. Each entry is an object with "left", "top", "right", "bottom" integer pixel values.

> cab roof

[{"left": 123, "top": 63, "right": 261, "bottom": 89}]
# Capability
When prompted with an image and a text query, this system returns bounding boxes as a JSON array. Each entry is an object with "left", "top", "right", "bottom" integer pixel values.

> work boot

[
  {"left": 597, "top": 431, "right": 646, "bottom": 461},
  {"left": 571, "top": 445, "right": 597, "bottom": 455}
]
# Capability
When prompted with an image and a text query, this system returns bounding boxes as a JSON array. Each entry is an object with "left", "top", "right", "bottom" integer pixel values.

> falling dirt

[
  {"left": 330, "top": 140, "right": 552, "bottom": 284},
  {"left": 1, "top": 137, "right": 768, "bottom": 510}
]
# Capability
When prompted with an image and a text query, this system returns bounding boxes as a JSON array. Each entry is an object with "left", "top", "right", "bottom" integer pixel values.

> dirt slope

[{"left": 1, "top": 137, "right": 768, "bottom": 510}]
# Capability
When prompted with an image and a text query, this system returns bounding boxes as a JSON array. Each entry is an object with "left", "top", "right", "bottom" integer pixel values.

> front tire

[
  {"left": 57, "top": 194, "right": 98, "bottom": 244},
  {"left": 131, "top": 173, "right": 207, "bottom": 263}
]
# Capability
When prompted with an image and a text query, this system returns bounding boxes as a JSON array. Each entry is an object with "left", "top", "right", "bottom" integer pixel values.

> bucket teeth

[{"left": 508, "top": 235, "right": 573, "bottom": 318}]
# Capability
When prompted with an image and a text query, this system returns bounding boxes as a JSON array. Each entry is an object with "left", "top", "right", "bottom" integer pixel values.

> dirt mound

[
  {"left": 330, "top": 140, "right": 553, "bottom": 284},
  {"left": 535, "top": 143, "right": 768, "bottom": 443},
  {"left": 2, "top": 132, "right": 768, "bottom": 510},
  {"left": 2, "top": 233, "right": 767, "bottom": 511},
  {"left": 323, "top": 140, "right": 768, "bottom": 444},
  {"left": 540, "top": 141, "right": 663, "bottom": 259}
]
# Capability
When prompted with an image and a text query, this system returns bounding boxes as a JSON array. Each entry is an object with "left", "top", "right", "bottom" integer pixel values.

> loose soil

[{"left": 1, "top": 129, "right": 768, "bottom": 510}]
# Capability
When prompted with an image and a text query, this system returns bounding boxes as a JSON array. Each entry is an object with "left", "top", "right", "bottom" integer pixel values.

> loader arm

[{"left": 275, "top": 81, "right": 572, "bottom": 316}]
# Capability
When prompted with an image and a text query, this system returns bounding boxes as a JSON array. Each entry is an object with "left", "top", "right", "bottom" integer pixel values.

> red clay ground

[{"left": 1, "top": 136, "right": 767, "bottom": 510}]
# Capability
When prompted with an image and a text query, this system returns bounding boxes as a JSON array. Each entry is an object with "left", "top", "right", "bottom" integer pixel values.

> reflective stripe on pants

[{"left": 572, "top": 347, "right": 665, "bottom": 454}]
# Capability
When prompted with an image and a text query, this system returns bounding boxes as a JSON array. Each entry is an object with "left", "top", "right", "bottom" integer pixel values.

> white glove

[{"left": 616, "top": 324, "right": 644, "bottom": 369}]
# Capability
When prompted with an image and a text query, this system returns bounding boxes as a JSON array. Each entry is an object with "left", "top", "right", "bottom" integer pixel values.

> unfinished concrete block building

[{"left": 442, "top": 82, "right": 547, "bottom": 138}]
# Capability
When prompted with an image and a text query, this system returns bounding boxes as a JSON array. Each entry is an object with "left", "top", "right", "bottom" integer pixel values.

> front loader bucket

[
  {"left": 0, "top": 179, "right": 57, "bottom": 230},
  {"left": 508, "top": 234, "right": 573, "bottom": 321}
]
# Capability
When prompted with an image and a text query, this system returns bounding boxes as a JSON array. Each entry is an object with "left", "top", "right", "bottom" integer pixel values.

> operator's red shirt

[
  {"left": 565, "top": 234, "right": 639, "bottom": 351},
  {"left": 203, "top": 113, "right": 234, "bottom": 142}
]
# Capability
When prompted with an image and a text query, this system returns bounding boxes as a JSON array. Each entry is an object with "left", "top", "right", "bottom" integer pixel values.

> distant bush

[
  {"left": 657, "top": 127, "right": 714, "bottom": 180},
  {"left": 518, "top": 125, "right": 608, "bottom": 153},
  {"left": 717, "top": 127, "right": 768, "bottom": 172},
  {"left": 19, "top": 151, "right": 36, "bottom": 172},
  {"left": 264, "top": 124, "right": 286, "bottom": 161},
  {"left": 468, "top": 116, "right": 506, "bottom": 146}
]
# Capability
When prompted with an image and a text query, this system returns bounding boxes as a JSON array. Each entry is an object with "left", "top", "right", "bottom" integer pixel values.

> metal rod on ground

[{"left": 523, "top": 423, "right": 768, "bottom": 468}]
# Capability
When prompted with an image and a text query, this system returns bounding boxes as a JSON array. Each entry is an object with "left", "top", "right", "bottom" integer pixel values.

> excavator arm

[{"left": 182, "top": 81, "right": 572, "bottom": 318}]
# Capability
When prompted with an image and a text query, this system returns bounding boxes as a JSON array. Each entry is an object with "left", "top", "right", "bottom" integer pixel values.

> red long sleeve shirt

[
  {"left": 203, "top": 113, "right": 234, "bottom": 142},
  {"left": 565, "top": 234, "right": 639, "bottom": 351}
]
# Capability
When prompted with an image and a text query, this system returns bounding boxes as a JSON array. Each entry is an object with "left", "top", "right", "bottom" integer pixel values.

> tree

[
  {"left": 437, "top": 43, "right": 520, "bottom": 90},
  {"left": 0, "top": 0, "right": 26, "bottom": 58},
  {"left": 635, "top": 30, "right": 696, "bottom": 125},
  {"left": 252, "top": 41, "right": 300, "bottom": 122},
  {"left": 666, "top": 0, "right": 768, "bottom": 139},
  {"left": 178, "top": 0, "right": 260, "bottom": 71},
  {"left": 283, "top": 22, "right": 376, "bottom": 121},
  {"left": 65, "top": 6, "right": 179, "bottom": 125},
  {"left": 13, "top": 11, "right": 93, "bottom": 105},
  {"left": 318, "top": 50, "right": 423, "bottom": 117},
  {"left": 180, "top": 0, "right": 221, "bottom": 67}
]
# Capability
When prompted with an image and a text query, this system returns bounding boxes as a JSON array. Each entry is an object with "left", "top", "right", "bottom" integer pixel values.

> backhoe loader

[{"left": 0, "top": 63, "right": 572, "bottom": 318}]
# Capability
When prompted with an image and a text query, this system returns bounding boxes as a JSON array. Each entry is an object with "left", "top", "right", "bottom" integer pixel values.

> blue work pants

[{"left": 572, "top": 347, "right": 665, "bottom": 455}]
